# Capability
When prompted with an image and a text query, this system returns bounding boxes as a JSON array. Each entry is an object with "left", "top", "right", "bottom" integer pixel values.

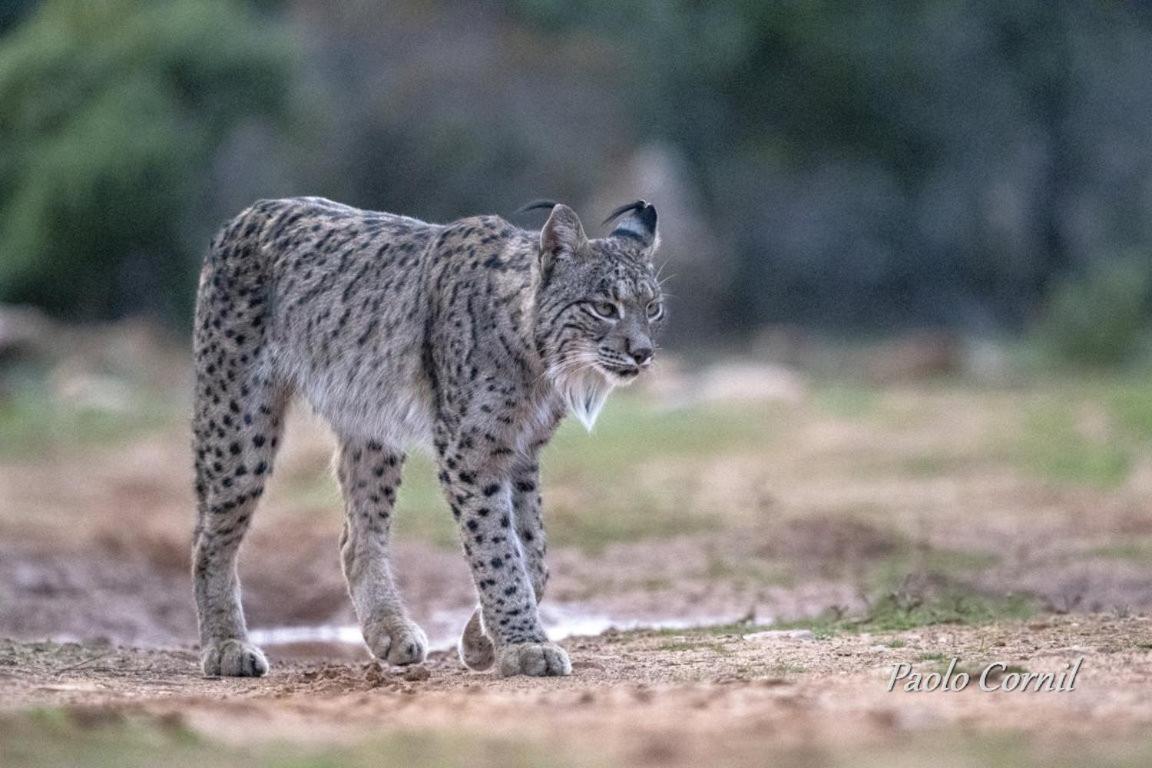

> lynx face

[{"left": 534, "top": 201, "right": 664, "bottom": 428}]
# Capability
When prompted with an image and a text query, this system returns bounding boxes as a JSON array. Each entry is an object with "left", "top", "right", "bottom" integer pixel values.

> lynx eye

[
  {"left": 590, "top": 301, "right": 619, "bottom": 320},
  {"left": 646, "top": 301, "right": 664, "bottom": 321}
]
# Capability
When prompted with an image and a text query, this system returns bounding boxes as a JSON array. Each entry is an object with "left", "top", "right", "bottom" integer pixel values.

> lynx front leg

[
  {"left": 459, "top": 458, "right": 549, "bottom": 671},
  {"left": 438, "top": 433, "right": 569, "bottom": 677},
  {"left": 511, "top": 459, "right": 549, "bottom": 599},
  {"left": 337, "top": 438, "right": 427, "bottom": 666}
]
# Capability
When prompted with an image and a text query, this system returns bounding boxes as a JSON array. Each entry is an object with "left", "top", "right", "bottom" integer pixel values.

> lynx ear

[
  {"left": 603, "top": 200, "right": 659, "bottom": 256},
  {"left": 539, "top": 203, "right": 588, "bottom": 271}
]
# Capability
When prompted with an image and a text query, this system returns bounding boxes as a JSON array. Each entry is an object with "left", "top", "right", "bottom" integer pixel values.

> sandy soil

[{"left": 2, "top": 616, "right": 1151, "bottom": 766}]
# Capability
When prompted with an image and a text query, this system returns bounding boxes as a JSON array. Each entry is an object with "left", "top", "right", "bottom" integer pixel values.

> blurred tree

[
  {"left": 1035, "top": 260, "right": 1152, "bottom": 367},
  {"left": 4, "top": 0, "right": 1152, "bottom": 347},
  {"left": 510, "top": 0, "right": 1152, "bottom": 334},
  {"left": 0, "top": 0, "right": 36, "bottom": 34},
  {"left": 0, "top": 0, "right": 295, "bottom": 320}
]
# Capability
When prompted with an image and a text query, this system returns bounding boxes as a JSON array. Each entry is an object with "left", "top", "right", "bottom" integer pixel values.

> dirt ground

[
  {"left": 3, "top": 615, "right": 1152, "bottom": 767},
  {"left": 4, "top": 359, "right": 1152, "bottom": 766}
]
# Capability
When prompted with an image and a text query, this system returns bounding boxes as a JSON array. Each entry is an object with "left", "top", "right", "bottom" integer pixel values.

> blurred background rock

[{"left": 3, "top": 0, "right": 1152, "bottom": 387}]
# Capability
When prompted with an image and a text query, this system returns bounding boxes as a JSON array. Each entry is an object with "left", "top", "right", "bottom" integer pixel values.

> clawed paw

[
  {"left": 364, "top": 618, "right": 428, "bottom": 666},
  {"left": 201, "top": 638, "right": 269, "bottom": 677},
  {"left": 497, "top": 642, "right": 571, "bottom": 677}
]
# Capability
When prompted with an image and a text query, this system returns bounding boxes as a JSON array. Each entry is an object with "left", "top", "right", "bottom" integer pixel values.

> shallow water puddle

[{"left": 249, "top": 604, "right": 740, "bottom": 658}]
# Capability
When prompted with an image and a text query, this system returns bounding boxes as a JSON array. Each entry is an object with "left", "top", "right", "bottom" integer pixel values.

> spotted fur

[{"left": 191, "top": 197, "right": 664, "bottom": 677}]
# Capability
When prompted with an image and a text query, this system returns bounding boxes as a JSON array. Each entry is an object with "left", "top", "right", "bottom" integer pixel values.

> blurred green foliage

[
  {"left": 2, "top": 0, "right": 1152, "bottom": 350},
  {"left": 0, "top": 0, "right": 35, "bottom": 33},
  {"left": 1033, "top": 260, "right": 1152, "bottom": 368},
  {"left": 0, "top": 0, "right": 294, "bottom": 319}
]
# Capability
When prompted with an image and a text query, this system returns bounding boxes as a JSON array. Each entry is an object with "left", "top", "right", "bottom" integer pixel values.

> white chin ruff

[{"left": 555, "top": 367, "right": 615, "bottom": 432}]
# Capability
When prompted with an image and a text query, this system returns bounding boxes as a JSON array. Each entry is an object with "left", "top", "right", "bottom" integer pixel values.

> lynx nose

[{"left": 630, "top": 346, "right": 653, "bottom": 367}]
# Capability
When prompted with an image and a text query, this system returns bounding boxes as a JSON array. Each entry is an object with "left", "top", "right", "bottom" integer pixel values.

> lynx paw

[
  {"left": 201, "top": 639, "right": 269, "bottom": 677},
  {"left": 497, "top": 642, "right": 571, "bottom": 677},
  {"left": 458, "top": 609, "right": 496, "bottom": 671},
  {"left": 365, "top": 618, "right": 428, "bottom": 666}
]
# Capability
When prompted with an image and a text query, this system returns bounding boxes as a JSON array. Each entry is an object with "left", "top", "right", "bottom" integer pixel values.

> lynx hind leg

[
  {"left": 459, "top": 608, "right": 496, "bottom": 671},
  {"left": 337, "top": 438, "right": 427, "bottom": 666},
  {"left": 192, "top": 367, "right": 287, "bottom": 678}
]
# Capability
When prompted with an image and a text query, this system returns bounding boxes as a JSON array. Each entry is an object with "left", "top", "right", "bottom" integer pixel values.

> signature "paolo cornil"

[{"left": 887, "top": 658, "right": 1083, "bottom": 693}]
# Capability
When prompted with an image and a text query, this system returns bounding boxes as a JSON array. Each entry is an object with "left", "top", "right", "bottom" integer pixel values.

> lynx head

[{"left": 530, "top": 200, "right": 666, "bottom": 430}]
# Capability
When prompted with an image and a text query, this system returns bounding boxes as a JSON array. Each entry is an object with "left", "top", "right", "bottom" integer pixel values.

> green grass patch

[
  {"left": 811, "top": 382, "right": 882, "bottom": 419},
  {"left": 540, "top": 397, "right": 779, "bottom": 551},
  {"left": 0, "top": 387, "right": 179, "bottom": 458},
  {"left": 865, "top": 548, "right": 1000, "bottom": 592},
  {"left": 546, "top": 490, "right": 715, "bottom": 554},
  {"left": 543, "top": 395, "right": 783, "bottom": 476},
  {"left": 847, "top": 730, "right": 1152, "bottom": 768},
  {"left": 637, "top": 581, "right": 1036, "bottom": 641},
  {"left": 802, "top": 589, "right": 1036, "bottom": 636},
  {"left": 897, "top": 452, "right": 986, "bottom": 477},
  {"left": 0, "top": 709, "right": 580, "bottom": 768},
  {"left": 703, "top": 553, "right": 795, "bottom": 587},
  {"left": 1106, "top": 381, "right": 1152, "bottom": 441},
  {"left": 277, "top": 396, "right": 785, "bottom": 552},
  {"left": 847, "top": 546, "right": 1033, "bottom": 634},
  {"left": 8, "top": 706, "right": 1152, "bottom": 768},
  {"left": 392, "top": 456, "right": 460, "bottom": 547},
  {"left": 654, "top": 638, "right": 733, "bottom": 655},
  {"left": 643, "top": 621, "right": 763, "bottom": 638},
  {"left": 1086, "top": 540, "right": 1152, "bottom": 561},
  {"left": 633, "top": 537, "right": 1017, "bottom": 641},
  {"left": 1015, "top": 402, "right": 1130, "bottom": 488},
  {"left": 1011, "top": 375, "right": 1152, "bottom": 488}
]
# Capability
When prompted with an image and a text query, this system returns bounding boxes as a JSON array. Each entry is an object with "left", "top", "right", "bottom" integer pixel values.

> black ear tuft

[
  {"left": 603, "top": 200, "right": 658, "bottom": 250},
  {"left": 515, "top": 199, "right": 560, "bottom": 215},
  {"left": 601, "top": 200, "right": 647, "bottom": 226}
]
